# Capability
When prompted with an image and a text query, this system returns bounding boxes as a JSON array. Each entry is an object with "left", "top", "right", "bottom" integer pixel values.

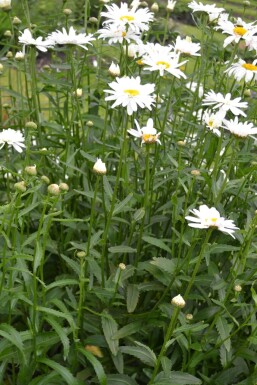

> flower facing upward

[
  {"left": 215, "top": 17, "right": 257, "bottom": 47},
  {"left": 101, "top": 2, "right": 154, "bottom": 33},
  {"left": 222, "top": 117, "right": 257, "bottom": 138},
  {"left": 97, "top": 24, "right": 141, "bottom": 45},
  {"left": 186, "top": 204, "right": 238, "bottom": 238},
  {"left": 48, "top": 27, "right": 95, "bottom": 50},
  {"left": 104, "top": 76, "right": 155, "bottom": 116},
  {"left": 225, "top": 59, "right": 257, "bottom": 82},
  {"left": 19, "top": 29, "right": 54, "bottom": 53},
  {"left": 202, "top": 110, "right": 225, "bottom": 137},
  {"left": 202, "top": 90, "right": 248, "bottom": 117},
  {"left": 0, "top": 128, "right": 25, "bottom": 153},
  {"left": 128, "top": 118, "right": 161, "bottom": 145}
]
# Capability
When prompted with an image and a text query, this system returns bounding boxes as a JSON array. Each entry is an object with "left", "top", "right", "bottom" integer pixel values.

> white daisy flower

[
  {"left": 104, "top": 76, "right": 155, "bottom": 116},
  {"left": 0, "top": 128, "right": 26, "bottom": 153},
  {"left": 101, "top": 2, "right": 154, "bottom": 33},
  {"left": 188, "top": 1, "right": 224, "bottom": 22},
  {"left": 97, "top": 24, "right": 141, "bottom": 45},
  {"left": 48, "top": 26, "right": 95, "bottom": 50},
  {"left": 128, "top": 118, "right": 161, "bottom": 145},
  {"left": 222, "top": 117, "right": 257, "bottom": 138},
  {"left": 19, "top": 28, "right": 54, "bottom": 53},
  {"left": 174, "top": 36, "right": 201, "bottom": 56},
  {"left": 186, "top": 204, "right": 239, "bottom": 238},
  {"left": 225, "top": 58, "right": 257, "bottom": 82},
  {"left": 202, "top": 109, "right": 225, "bottom": 137},
  {"left": 202, "top": 90, "right": 248, "bottom": 117},
  {"left": 215, "top": 17, "right": 257, "bottom": 47}
]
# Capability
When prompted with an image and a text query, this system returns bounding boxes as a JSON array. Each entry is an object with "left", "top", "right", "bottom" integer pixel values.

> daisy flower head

[
  {"left": 128, "top": 118, "right": 161, "bottom": 145},
  {"left": 101, "top": 2, "right": 154, "bottom": 33},
  {"left": 202, "top": 109, "right": 226, "bottom": 137},
  {"left": 167, "top": 1, "right": 176, "bottom": 12},
  {"left": 97, "top": 24, "right": 141, "bottom": 45},
  {"left": 215, "top": 17, "right": 257, "bottom": 47},
  {"left": 225, "top": 58, "right": 257, "bottom": 83},
  {"left": 188, "top": 1, "right": 225, "bottom": 22},
  {"left": 19, "top": 29, "right": 54, "bottom": 53},
  {"left": 185, "top": 204, "right": 239, "bottom": 238},
  {"left": 48, "top": 27, "right": 95, "bottom": 50},
  {"left": 104, "top": 76, "right": 155, "bottom": 116},
  {"left": 202, "top": 90, "right": 248, "bottom": 117},
  {"left": 222, "top": 117, "right": 257, "bottom": 138},
  {"left": 174, "top": 36, "right": 201, "bottom": 57},
  {"left": 0, "top": 128, "right": 25, "bottom": 153}
]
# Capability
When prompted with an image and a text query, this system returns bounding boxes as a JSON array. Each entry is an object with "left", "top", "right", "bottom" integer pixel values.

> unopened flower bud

[
  {"left": 15, "top": 51, "right": 25, "bottom": 61},
  {"left": 43, "top": 64, "right": 51, "bottom": 71},
  {"left": 59, "top": 182, "right": 69, "bottom": 192},
  {"left": 14, "top": 181, "right": 26, "bottom": 192},
  {"left": 25, "top": 165, "right": 37, "bottom": 176},
  {"left": 186, "top": 313, "right": 193, "bottom": 320},
  {"left": 177, "top": 140, "right": 186, "bottom": 146},
  {"left": 141, "top": 1, "right": 148, "bottom": 7},
  {"left": 99, "top": 0, "right": 110, "bottom": 3},
  {"left": 151, "top": 2, "right": 159, "bottom": 12},
  {"left": 191, "top": 169, "right": 201, "bottom": 176},
  {"left": 0, "top": 63, "right": 3, "bottom": 73},
  {"left": 48, "top": 184, "right": 60, "bottom": 196},
  {"left": 119, "top": 263, "right": 126, "bottom": 270},
  {"left": 93, "top": 158, "right": 107, "bottom": 175},
  {"left": 13, "top": 16, "right": 21, "bottom": 24},
  {"left": 63, "top": 8, "right": 72, "bottom": 15},
  {"left": 3, "top": 103, "right": 11, "bottom": 109},
  {"left": 171, "top": 294, "right": 186, "bottom": 308},
  {"left": 244, "top": 88, "right": 251, "bottom": 97},
  {"left": 73, "top": 88, "right": 83, "bottom": 97},
  {"left": 108, "top": 62, "right": 120, "bottom": 77},
  {"left": 0, "top": 0, "right": 12, "bottom": 11},
  {"left": 167, "top": 0, "right": 176, "bottom": 11},
  {"left": 25, "top": 121, "right": 37, "bottom": 130},
  {"left": 77, "top": 251, "right": 86, "bottom": 258},
  {"left": 126, "top": 43, "right": 137, "bottom": 58},
  {"left": 6, "top": 51, "right": 13, "bottom": 59},
  {"left": 234, "top": 284, "right": 242, "bottom": 292},
  {"left": 86, "top": 120, "right": 94, "bottom": 127},
  {"left": 243, "top": 1, "right": 250, "bottom": 6},
  {"left": 4, "top": 30, "right": 12, "bottom": 37},
  {"left": 89, "top": 17, "right": 98, "bottom": 24},
  {"left": 41, "top": 175, "right": 50, "bottom": 184}
]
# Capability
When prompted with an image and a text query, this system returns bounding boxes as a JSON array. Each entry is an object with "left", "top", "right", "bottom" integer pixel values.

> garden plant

[{"left": 1, "top": 0, "right": 257, "bottom": 384}]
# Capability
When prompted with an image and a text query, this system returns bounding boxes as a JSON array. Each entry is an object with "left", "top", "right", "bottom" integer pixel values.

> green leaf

[
  {"left": 216, "top": 316, "right": 231, "bottom": 352},
  {"left": 120, "top": 341, "right": 156, "bottom": 367},
  {"left": 133, "top": 208, "right": 145, "bottom": 222},
  {"left": 142, "top": 236, "right": 171, "bottom": 254},
  {"left": 60, "top": 254, "right": 80, "bottom": 276},
  {"left": 113, "top": 193, "right": 133, "bottom": 215},
  {"left": 44, "top": 316, "right": 70, "bottom": 359},
  {"left": 39, "top": 358, "right": 79, "bottom": 385},
  {"left": 103, "top": 175, "right": 113, "bottom": 199},
  {"left": 126, "top": 284, "right": 140, "bottom": 313},
  {"left": 37, "top": 306, "right": 74, "bottom": 330},
  {"left": 102, "top": 311, "right": 119, "bottom": 356},
  {"left": 153, "top": 371, "right": 202, "bottom": 385},
  {"left": 108, "top": 245, "right": 136, "bottom": 253},
  {"left": 78, "top": 347, "right": 106, "bottom": 385},
  {"left": 0, "top": 324, "right": 26, "bottom": 364},
  {"left": 46, "top": 279, "right": 79, "bottom": 292},
  {"left": 150, "top": 257, "right": 176, "bottom": 274},
  {"left": 112, "top": 322, "right": 142, "bottom": 340},
  {"left": 107, "top": 374, "right": 138, "bottom": 385},
  {"left": 33, "top": 240, "right": 43, "bottom": 273}
]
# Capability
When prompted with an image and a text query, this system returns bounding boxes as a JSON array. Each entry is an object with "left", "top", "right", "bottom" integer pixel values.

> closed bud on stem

[
  {"left": 59, "top": 182, "right": 69, "bottom": 192},
  {"left": 191, "top": 169, "right": 201, "bottom": 176},
  {"left": 63, "top": 8, "right": 72, "bottom": 15},
  {"left": 234, "top": 284, "right": 242, "bottom": 292},
  {"left": 25, "top": 121, "right": 37, "bottom": 130},
  {"left": 151, "top": 2, "right": 159, "bottom": 12},
  {"left": 73, "top": 88, "right": 83, "bottom": 97},
  {"left": 25, "top": 165, "right": 37, "bottom": 176},
  {"left": 4, "top": 30, "right": 12, "bottom": 37},
  {"left": 177, "top": 140, "right": 186, "bottom": 146},
  {"left": 0, "top": 63, "right": 3, "bottom": 73},
  {"left": 0, "top": 0, "right": 12, "bottom": 11},
  {"left": 171, "top": 294, "right": 186, "bottom": 308},
  {"left": 41, "top": 175, "right": 50, "bottom": 184},
  {"left": 93, "top": 158, "right": 107, "bottom": 175},
  {"left": 119, "top": 263, "right": 126, "bottom": 270},
  {"left": 14, "top": 181, "right": 26, "bottom": 192},
  {"left": 108, "top": 62, "right": 120, "bottom": 77},
  {"left": 15, "top": 51, "right": 25, "bottom": 61},
  {"left": 77, "top": 251, "right": 86, "bottom": 258},
  {"left": 48, "top": 184, "right": 61, "bottom": 196},
  {"left": 86, "top": 120, "right": 94, "bottom": 127},
  {"left": 13, "top": 16, "right": 21, "bottom": 24},
  {"left": 89, "top": 17, "right": 98, "bottom": 24},
  {"left": 186, "top": 313, "right": 193, "bottom": 320},
  {"left": 6, "top": 51, "right": 13, "bottom": 58}
]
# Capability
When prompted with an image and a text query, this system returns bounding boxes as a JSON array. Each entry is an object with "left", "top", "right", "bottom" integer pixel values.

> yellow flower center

[
  {"left": 122, "top": 31, "right": 127, "bottom": 37},
  {"left": 208, "top": 120, "right": 214, "bottom": 127},
  {"left": 211, "top": 218, "right": 218, "bottom": 223},
  {"left": 120, "top": 15, "right": 135, "bottom": 22},
  {"left": 142, "top": 134, "right": 157, "bottom": 143},
  {"left": 242, "top": 63, "right": 257, "bottom": 71},
  {"left": 124, "top": 89, "right": 140, "bottom": 97},
  {"left": 136, "top": 59, "right": 144, "bottom": 66},
  {"left": 233, "top": 26, "right": 247, "bottom": 36},
  {"left": 156, "top": 61, "right": 170, "bottom": 69}
]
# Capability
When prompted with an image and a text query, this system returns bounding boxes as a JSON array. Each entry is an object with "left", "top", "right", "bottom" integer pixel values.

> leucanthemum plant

[{"left": 1, "top": 0, "right": 257, "bottom": 384}]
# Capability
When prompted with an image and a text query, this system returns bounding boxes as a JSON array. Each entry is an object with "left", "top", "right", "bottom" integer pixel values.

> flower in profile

[
  {"left": 202, "top": 109, "right": 225, "bottom": 136},
  {"left": 108, "top": 62, "right": 120, "bottom": 77},
  {"left": 101, "top": 2, "right": 154, "bottom": 33},
  {"left": 49, "top": 26, "right": 95, "bottom": 50},
  {"left": 128, "top": 118, "right": 161, "bottom": 145},
  {"left": 225, "top": 58, "right": 257, "bottom": 82},
  {"left": 215, "top": 17, "right": 257, "bottom": 47},
  {"left": 0, "top": 128, "right": 25, "bottom": 153},
  {"left": 202, "top": 90, "right": 248, "bottom": 117},
  {"left": 167, "top": 0, "right": 176, "bottom": 12},
  {"left": 93, "top": 158, "right": 107, "bottom": 175},
  {"left": 171, "top": 294, "right": 186, "bottom": 308},
  {"left": 188, "top": 1, "right": 224, "bottom": 22},
  {"left": 174, "top": 36, "right": 201, "bottom": 56},
  {"left": 97, "top": 24, "right": 141, "bottom": 45},
  {"left": 222, "top": 117, "right": 257, "bottom": 138},
  {"left": 104, "top": 76, "right": 155, "bottom": 115},
  {"left": 186, "top": 204, "right": 239, "bottom": 238},
  {"left": 19, "top": 28, "right": 54, "bottom": 53},
  {"left": 0, "top": 0, "right": 11, "bottom": 10}
]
